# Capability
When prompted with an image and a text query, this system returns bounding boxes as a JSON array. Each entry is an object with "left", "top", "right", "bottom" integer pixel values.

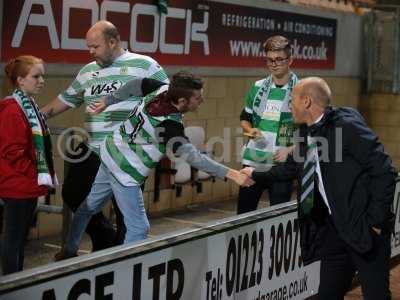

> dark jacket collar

[{"left": 307, "top": 106, "right": 334, "bottom": 136}]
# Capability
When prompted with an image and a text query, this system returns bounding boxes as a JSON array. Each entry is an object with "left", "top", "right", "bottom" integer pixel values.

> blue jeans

[{"left": 64, "top": 164, "right": 149, "bottom": 255}]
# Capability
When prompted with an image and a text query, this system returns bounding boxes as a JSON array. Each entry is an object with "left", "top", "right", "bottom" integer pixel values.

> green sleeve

[
  {"left": 244, "top": 84, "right": 259, "bottom": 113},
  {"left": 147, "top": 62, "right": 169, "bottom": 84},
  {"left": 58, "top": 77, "right": 84, "bottom": 108}
]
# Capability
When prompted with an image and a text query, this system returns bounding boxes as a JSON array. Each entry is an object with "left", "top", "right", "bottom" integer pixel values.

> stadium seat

[{"left": 184, "top": 126, "right": 215, "bottom": 192}]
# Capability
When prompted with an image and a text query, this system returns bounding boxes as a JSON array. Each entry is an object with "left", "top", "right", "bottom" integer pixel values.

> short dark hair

[
  {"left": 167, "top": 71, "right": 203, "bottom": 104},
  {"left": 263, "top": 35, "right": 292, "bottom": 57}
]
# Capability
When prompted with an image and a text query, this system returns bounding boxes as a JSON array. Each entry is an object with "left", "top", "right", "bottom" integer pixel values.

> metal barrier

[
  {"left": 1, "top": 157, "right": 399, "bottom": 299},
  {"left": 0, "top": 202, "right": 321, "bottom": 299},
  {"left": 0, "top": 187, "right": 399, "bottom": 300},
  {"left": 48, "top": 127, "right": 73, "bottom": 245}
]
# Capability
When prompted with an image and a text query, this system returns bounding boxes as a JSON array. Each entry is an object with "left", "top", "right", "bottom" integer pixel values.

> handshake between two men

[{"left": 226, "top": 167, "right": 256, "bottom": 187}]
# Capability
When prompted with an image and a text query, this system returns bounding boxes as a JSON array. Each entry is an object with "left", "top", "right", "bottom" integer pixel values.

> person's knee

[
  {"left": 76, "top": 201, "right": 98, "bottom": 216},
  {"left": 61, "top": 187, "right": 85, "bottom": 211}
]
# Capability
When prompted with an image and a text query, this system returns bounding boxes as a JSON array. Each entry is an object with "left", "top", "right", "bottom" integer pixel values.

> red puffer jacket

[{"left": 0, "top": 98, "right": 48, "bottom": 199}]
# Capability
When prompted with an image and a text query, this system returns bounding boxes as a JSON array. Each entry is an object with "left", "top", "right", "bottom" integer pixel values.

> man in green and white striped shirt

[
  {"left": 55, "top": 73, "right": 254, "bottom": 260},
  {"left": 41, "top": 21, "right": 168, "bottom": 252},
  {"left": 238, "top": 35, "right": 298, "bottom": 214}
]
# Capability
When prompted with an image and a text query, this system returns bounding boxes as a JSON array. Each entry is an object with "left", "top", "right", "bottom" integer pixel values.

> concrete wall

[
  {"left": 361, "top": 93, "right": 400, "bottom": 169},
  {"left": 0, "top": 0, "right": 365, "bottom": 237}
]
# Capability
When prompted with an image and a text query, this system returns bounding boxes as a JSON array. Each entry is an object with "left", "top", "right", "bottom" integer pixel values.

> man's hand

[
  {"left": 226, "top": 169, "right": 255, "bottom": 187},
  {"left": 372, "top": 226, "right": 382, "bottom": 235},
  {"left": 273, "top": 145, "right": 295, "bottom": 163},
  {"left": 86, "top": 98, "right": 107, "bottom": 114},
  {"left": 40, "top": 97, "right": 71, "bottom": 119},
  {"left": 244, "top": 128, "right": 262, "bottom": 138},
  {"left": 240, "top": 167, "right": 255, "bottom": 178}
]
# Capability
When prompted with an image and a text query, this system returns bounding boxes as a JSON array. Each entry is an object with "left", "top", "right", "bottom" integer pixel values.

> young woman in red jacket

[{"left": 0, "top": 55, "right": 57, "bottom": 275}]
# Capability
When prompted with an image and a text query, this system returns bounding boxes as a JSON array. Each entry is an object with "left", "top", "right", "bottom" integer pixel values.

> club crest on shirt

[{"left": 120, "top": 67, "right": 128, "bottom": 75}]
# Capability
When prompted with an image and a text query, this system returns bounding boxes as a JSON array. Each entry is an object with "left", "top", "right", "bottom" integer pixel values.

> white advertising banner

[
  {"left": 2, "top": 179, "right": 400, "bottom": 300},
  {"left": 0, "top": 210, "right": 320, "bottom": 300}
]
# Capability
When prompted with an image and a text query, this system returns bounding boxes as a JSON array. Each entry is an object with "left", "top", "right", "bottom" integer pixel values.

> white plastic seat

[
  {"left": 173, "top": 158, "right": 192, "bottom": 184},
  {"left": 169, "top": 125, "right": 204, "bottom": 186},
  {"left": 184, "top": 126, "right": 213, "bottom": 182},
  {"left": 170, "top": 133, "right": 193, "bottom": 197}
]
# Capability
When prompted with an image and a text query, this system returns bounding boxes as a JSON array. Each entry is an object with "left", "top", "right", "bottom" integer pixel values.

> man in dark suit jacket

[{"left": 241, "top": 77, "right": 396, "bottom": 299}]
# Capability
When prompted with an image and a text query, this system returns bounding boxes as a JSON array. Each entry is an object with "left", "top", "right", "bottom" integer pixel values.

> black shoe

[
  {"left": 90, "top": 227, "right": 117, "bottom": 251},
  {"left": 54, "top": 249, "right": 78, "bottom": 262}
]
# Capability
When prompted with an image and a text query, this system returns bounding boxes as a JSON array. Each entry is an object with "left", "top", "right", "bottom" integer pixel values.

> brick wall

[{"left": 361, "top": 93, "right": 400, "bottom": 170}]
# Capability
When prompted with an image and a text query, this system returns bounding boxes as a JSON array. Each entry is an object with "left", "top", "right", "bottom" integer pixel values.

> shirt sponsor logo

[
  {"left": 263, "top": 101, "right": 282, "bottom": 121},
  {"left": 89, "top": 81, "right": 123, "bottom": 96}
]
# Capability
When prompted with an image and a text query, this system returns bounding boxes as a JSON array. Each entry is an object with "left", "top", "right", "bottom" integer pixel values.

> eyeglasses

[{"left": 266, "top": 57, "right": 289, "bottom": 66}]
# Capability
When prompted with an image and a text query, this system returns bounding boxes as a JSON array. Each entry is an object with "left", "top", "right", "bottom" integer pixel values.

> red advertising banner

[{"left": 1, "top": 0, "right": 336, "bottom": 69}]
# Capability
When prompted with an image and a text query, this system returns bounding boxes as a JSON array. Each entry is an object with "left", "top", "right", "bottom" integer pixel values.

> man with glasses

[{"left": 237, "top": 35, "right": 298, "bottom": 214}]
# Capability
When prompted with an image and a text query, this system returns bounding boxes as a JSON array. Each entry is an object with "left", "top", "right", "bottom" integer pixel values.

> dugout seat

[{"left": 184, "top": 126, "right": 215, "bottom": 193}]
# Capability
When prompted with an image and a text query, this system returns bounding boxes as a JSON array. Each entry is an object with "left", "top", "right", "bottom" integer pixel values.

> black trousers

[
  {"left": 62, "top": 143, "right": 126, "bottom": 251},
  {"left": 237, "top": 178, "right": 292, "bottom": 214},
  {"left": 318, "top": 219, "right": 391, "bottom": 300},
  {"left": 1, "top": 198, "right": 37, "bottom": 275},
  {"left": 0, "top": 204, "right": 3, "bottom": 234}
]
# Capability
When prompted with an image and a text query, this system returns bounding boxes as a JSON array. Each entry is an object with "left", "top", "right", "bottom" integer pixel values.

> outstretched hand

[
  {"left": 238, "top": 172, "right": 255, "bottom": 187},
  {"left": 86, "top": 98, "right": 107, "bottom": 115},
  {"left": 226, "top": 169, "right": 255, "bottom": 187},
  {"left": 240, "top": 167, "right": 255, "bottom": 178}
]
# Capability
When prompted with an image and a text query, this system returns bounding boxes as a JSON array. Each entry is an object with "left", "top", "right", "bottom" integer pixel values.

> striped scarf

[
  {"left": 242, "top": 72, "right": 298, "bottom": 169},
  {"left": 252, "top": 72, "right": 298, "bottom": 117},
  {"left": 13, "top": 89, "right": 57, "bottom": 187}
]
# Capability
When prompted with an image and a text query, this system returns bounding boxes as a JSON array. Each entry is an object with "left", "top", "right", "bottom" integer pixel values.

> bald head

[
  {"left": 86, "top": 21, "right": 124, "bottom": 67},
  {"left": 297, "top": 77, "right": 331, "bottom": 108},
  {"left": 290, "top": 77, "right": 331, "bottom": 125},
  {"left": 87, "top": 20, "right": 120, "bottom": 43}
]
